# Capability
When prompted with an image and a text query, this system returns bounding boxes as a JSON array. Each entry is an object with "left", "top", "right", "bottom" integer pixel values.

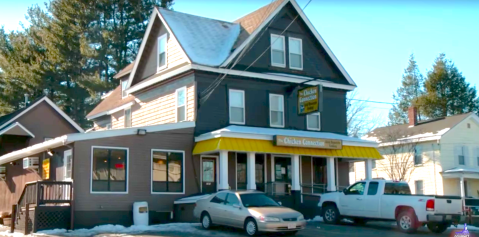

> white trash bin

[{"left": 133, "top": 201, "right": 149, "bottom": 226}]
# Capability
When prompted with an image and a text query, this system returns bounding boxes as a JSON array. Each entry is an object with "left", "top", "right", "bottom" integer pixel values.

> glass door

[
  {"left": 274, "top": 156, "right": 291, "bottom": 194},
  {"left": 202, "top": 157, "right": 216, "bottom": 194}
]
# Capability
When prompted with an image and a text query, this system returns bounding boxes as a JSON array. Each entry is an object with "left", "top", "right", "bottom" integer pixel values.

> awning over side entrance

[{"left": 193, "top": 137, "right": 382, "bottom": 159}]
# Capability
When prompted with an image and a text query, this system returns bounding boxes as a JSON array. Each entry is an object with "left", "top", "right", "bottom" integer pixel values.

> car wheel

[
  {"left": 284, "top": 231, "right": 298, "bottom": 236},
  {"left": 353, "top": 218, "right": 367, "bottom": 226},
  {"left": 323, "top": 205, "right": 340, "bottom": 225},
  {"left": 427, "top": 222, "right": 449, "bottom": 234},
  {"left": 201, "top": 212, "right": 212, "bottom": 230},
  {"left": 396, "top": 211, "right": 418, "bottom": 233},
  {"left": 244, "top": 218, "right": 258, "bottom": 236}
]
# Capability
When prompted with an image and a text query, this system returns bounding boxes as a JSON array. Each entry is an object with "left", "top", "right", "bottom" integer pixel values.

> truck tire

[
  {"left": 323, "top": 205, "right": 340, "bottom": 225},
  {"left": 396, "top": 211, "right": 418, "bottom": 234},
  {"left": 427, "top": 222, "right": 449, "bottom": 234}
]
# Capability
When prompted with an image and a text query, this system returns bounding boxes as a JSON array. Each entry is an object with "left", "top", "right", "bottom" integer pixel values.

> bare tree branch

[{"left": 347, "top": 91, "right": 383, "bottom": 138}]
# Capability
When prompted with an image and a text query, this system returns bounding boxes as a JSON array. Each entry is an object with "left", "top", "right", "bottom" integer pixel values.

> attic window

[
  {"left": 121, "top": 80, "right": 128, "bottom": 98},
  {"left": 289, "top": 37, "right": 303, "bottom": 70},
  {"left": 158, "top": 34, "right": 167, "bottom": 71},
  {"left": 468, "top": 123, "right": 471, "bottom": 128},
  {"left": 270, "top": 34, "right": 285, "bottom": 67}
]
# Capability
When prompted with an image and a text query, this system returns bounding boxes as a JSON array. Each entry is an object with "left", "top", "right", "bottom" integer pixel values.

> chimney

[{"left": 408, "top": 106, "right": 418, "bottom": 126}]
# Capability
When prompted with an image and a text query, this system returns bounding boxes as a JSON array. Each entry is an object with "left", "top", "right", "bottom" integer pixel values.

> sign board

[
  {"left": 42, "top": 158, "right": 50, "bottom": 180},
  {"left": 274, "top": 135, "right": 342, "bottom": 150},
  {"left": 298, "top": 86, "right": 320, "bottom": 115}
]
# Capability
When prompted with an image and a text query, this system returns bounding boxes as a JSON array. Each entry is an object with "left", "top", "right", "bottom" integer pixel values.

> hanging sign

[
  {"left": 298, "top": 86, "right": 320, "bottom": 115},
  {"left": 42, "top": 158, "right": 50, "bottom": 180},
  {"left": 274, "top": 135, "right": 342, "bottom": 150}
]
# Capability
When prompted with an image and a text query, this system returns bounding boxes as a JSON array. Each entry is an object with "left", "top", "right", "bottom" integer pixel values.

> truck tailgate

[{"left": 435, "top": 196, "right": 463, "bottom": 215}]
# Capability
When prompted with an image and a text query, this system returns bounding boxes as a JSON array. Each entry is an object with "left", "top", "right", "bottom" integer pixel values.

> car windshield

[{"left": 240, "top": 193, "right": 280, "bottom": 207}]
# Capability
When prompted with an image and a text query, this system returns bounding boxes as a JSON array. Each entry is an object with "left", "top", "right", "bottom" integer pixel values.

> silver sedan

[{"left": 193, "top": 190, "right": 306, "bottom": 236}]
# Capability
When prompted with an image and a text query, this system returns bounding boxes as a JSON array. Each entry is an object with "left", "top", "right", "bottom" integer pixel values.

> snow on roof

[
  {"left": 443, "top": 167, "right": 479, "bottom": 174},
  {"left": 174, "top": 194, "right": 211, "bottom": 204},
  {"left": 159, "top": 8, "right": 240, "bottom": 67},
  {"left": 196, "top": 125, "right": 378, "bottom": 147}
]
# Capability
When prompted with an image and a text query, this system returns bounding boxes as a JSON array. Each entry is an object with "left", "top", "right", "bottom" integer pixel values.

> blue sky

[{"left": 1, "top": 0, "right": 478, "bottom": 124}]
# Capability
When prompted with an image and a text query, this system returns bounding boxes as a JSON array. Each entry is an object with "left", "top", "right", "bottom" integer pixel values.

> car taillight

[{"left": 426, "top": 199, "right": 435, "bottom": 211}]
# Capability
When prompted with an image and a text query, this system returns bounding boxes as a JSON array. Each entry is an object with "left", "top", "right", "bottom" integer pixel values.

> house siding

[
  {"left": 231, "top": 3, "right": 349, "bottom": 85},
  {"left": 72, "top": 127, "right": 197, "bottom": 228},
  {"left": 195, "top": 71, "right": 346, "bottom": 136}
]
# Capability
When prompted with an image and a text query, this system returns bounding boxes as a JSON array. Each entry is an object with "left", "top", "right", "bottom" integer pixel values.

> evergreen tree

[
  {"left": 418, "top": 53, "right": 478, "bottom": 118},
  {"left": 388, "top": 54, "right": 424, "bottom": 125}
]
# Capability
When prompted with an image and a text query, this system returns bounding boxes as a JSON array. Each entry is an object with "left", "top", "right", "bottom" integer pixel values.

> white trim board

[
  {"left": 0, "top": 97, "right": 84, "bottom": 133},
  {"left": 0, "top": 121, "right": 196, "bottom": 165},
  {"left": 221, "top": 0, "right": 356, "bottom": 87},
  {"left": 87, "top": 102, "right": 134, "bottom": 120},
  {"left": 0, "top": 122, "right": 35, "bottom": 138}
]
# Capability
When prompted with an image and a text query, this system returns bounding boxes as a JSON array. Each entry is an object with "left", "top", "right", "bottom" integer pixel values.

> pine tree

[
  {"left": 388, "top": 54, "right": 424, "bottom": 125},
  {"left": 418, "top": 53, "right": 478, "bottom": 118}
]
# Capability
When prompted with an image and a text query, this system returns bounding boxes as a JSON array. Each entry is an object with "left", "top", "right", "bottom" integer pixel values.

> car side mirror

[
  {"left": 278, "top": 201, "right": 282, "bottom": 206},
  {"left": 343, "top": 188, "right": 348, "bottom": 194}
]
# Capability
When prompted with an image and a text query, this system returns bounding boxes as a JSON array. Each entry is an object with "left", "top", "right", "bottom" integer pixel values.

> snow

[
  {"left": 449, "top": 224, "right": 479, "bottom": 231},
  {"left": 307, "top": 216, "right": 323, "bottom": 222},
  {"left": 158, "top": 8, "right": 240, "bottom": 67},
  {"left": 35, "top": 223, "right": 212, "bottom": 237},
  {"left": 174, "top": 194, "right": 211, "bottom": 204}
]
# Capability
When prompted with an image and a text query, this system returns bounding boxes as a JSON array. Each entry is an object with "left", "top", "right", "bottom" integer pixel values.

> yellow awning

[{"left": 193, "top": 137, "right": 382, "bottom": 159}]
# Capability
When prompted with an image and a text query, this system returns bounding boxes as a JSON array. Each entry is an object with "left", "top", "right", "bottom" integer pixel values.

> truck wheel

[
  {"left": 323, "top": 205, "right": 340, "bottom": 225},
  {"left": 427, "top": 222, "right": 449, "bottom": 234},
  {"left": 397, "top": 211, "right": 418, "bottom": 234},
  {"left": 353, "top": 218, "right": 367, "bottom": 226}
]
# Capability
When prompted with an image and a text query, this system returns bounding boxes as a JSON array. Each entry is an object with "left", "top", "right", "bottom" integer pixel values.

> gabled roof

[
  {"left": 0, "top": 96, "right": 84, "bottom": 133},
  {"left": 113, "top": 62, "right": 135, "bottom": 79},
  {"left": 0, "top": 122, "right": 35, "bottom": 137},
  {"left": 363, "top": 113, "right": 475, "bottom": 144},
  {"left": 86, "top": 85, "right": 136, "bottom": 119}
]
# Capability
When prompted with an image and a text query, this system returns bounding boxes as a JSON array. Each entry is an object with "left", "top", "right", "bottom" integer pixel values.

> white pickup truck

[{"left": 318, "top": 180, "right": 465, "bottom": 234}]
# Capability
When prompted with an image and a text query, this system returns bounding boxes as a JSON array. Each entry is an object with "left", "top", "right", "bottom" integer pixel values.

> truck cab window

[
  {"left": 384, "top": 183, "right": 411, "bottom": 195},
  {"left": 345, "top": 182, "right": 365, "bottom": 195},
  {"left": 367, "top": 182, "right": 379, "bottom": 195}
]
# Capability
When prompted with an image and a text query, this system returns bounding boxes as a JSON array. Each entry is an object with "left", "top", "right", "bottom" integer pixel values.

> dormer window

[
  {"left": 289, "top": 37, "right": 303, "bottom": 70},
  {"left": 158, "top": 34, "right": 167, "bottom": 71},
  {"left": 121, "top": 80, "right": 128, "bottom": 98},
  {"left": 270, "top": 34, "right": 285, "bottom": 67}
]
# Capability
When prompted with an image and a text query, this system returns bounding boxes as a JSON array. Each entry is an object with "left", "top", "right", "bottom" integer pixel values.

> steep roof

[
  {"left": 113, "top": 62, "right": 135, "bottom": 79},
  {"left": 86, "top": 85, "right": 136, "bottom": 119},
  {"left": 363, "top": 113, "right": 473, "bottom": 143}
]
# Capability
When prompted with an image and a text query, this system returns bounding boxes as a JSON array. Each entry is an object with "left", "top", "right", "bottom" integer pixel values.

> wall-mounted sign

[
  {"left": 42, "top": 158, "right": 50, "bottom": 180},
  {"left": 298, "top": 86, "right": 320, "bottom": 115},
  {"left": 274, "top": 135, "right": 342, "bottom": 150}
]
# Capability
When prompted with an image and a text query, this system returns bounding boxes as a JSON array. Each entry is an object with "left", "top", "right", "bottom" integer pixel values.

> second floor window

[
  {"left": 158, "top": 34, "right": 167, "bottom": 70},
  {"left": 414, "top": 146, "right": 422, "bottom": 165},
  {"left": 306, "top": 112, "right": 320, "bottom": 130},
  {"left": 415, "top": 180, "right": 424, "bottom": 194},
  {"left": 269, "top": 94, "right": 284, "bottom": 127},
  {"left": 457, "top": 146, "right": 466, "bottom": 165},
  {"left": 176, "top": 87, "right": 186, "bottom": 122},
  {"left": 124, "top": 108, "right": 132, "bottom": 128},
  {"left": 121, "top": 80, "right": 128, "bottom": 98},
  {"left": 229, "top": 89, "right": 245, "bottom": 124},
  {"left": 289, "top": 37, "right": 303, "bottom": 70},
  {"left": 271, "top": 34, "right": 285, "bottom": 67}
]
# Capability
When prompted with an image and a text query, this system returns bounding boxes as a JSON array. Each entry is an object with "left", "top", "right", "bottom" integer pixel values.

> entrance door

[
  {"left": 202, "top": 158, "right": 216, "bottom": 194},
  {"left": 274, "top": 157, "right": 291, "bottom": 194}
]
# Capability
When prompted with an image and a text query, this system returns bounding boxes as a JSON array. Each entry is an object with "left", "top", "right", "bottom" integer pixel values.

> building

[
  {"left": 0, "top": 0, "right": 381, "bottom": 232},
  {"left": 353, "top": 107, "right": 479, "bottom": 198},
  {"left": 0, "top": 96, "right": 84, "bottom": 214}
]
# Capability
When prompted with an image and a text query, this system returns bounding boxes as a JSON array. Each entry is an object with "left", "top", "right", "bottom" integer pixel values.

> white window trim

[
  {"left": 288, "top": 37, "right": 303, "bottom": 70},
  {"left": 270, "top": 34, "right": 286, "bottom": 68},
  {"left": 90, "top": 146, "right": 129, "bottom": 194},
  {"left": 157, "top": 33, "right": 168, "bottom": 72},
  {"left": 176, "top": 87, "right": 187, "bottom": 122},
  {"left": 63, "top": 149, "right": 73, "bottom": 181},
  {"left": 306, "top": 112, "right": 321, "bottom": 131},
  {"left": 121, "top": 80, "right": 128, "bottom": 99},
  {"left": 229, "top": 89, "right": 246, "bottom": 125},
  {"left": 151, "top": 149, "right": 186, "bottom": 194},
  {"left": 124, "top": 107, "right": 132, "bottom": 128},
  {"left": 269, "top": 94, "right": 285, "bottom": 128}
]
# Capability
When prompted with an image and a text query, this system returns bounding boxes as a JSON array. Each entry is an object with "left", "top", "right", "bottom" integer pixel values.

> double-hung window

[
  {"left": 458, "top": 146, "right": 466, "bottom": 165},
  {"left": 415, "top": 180, "right": 424, "bottom": 194},
  {"left": 151, "top": 150, "right": 184, "bottom": 193},
  {"left": 306, "top": 112, "right": 320, "bottom": 130},
  {"left": 158, "top": 34, "right": 167, "bottom": 71},
  {"left": 289, "top": 37, "right": 303, "bottom": 70},
  {"left": 271, "top": 34, "right": 285, "bottom": 67},
  {"left": 176, "top": 87, "right": 187, "bottom": 122},
  {"left": 91, "top": 146, "right": 128, "bottom": 193},
  {"left": 121, "top": 80, "right": 128, "bottom": 98},
  {"left": 229, "top": 89, "right": 245, "bottom": 124},
  {"left": 414, "top": 146, "right": 422, "bottom": 165},
  {"left": 269, "top": 94, "right": 284, "bottom": 127},
  {"left": 124, "top": 108, "right": 132, "bottom": 128}
]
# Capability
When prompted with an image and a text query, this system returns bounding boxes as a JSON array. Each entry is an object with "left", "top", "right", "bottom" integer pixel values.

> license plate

[
  {"left": 288, "top": 223, "right": 296, "bottom": 229},
  {"left": 446, "top": 215, "right": 452, "bottom": 220}
]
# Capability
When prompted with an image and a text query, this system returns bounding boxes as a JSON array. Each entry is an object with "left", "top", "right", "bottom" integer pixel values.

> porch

[
  {"left": 192, "top": 126, "right": 381, "bottom": 217},
  {"left": 442, "top": 167, "right": 479, "bottom": 198}
]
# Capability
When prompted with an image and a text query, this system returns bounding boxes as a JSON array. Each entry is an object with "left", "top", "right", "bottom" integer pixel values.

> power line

[{"left": 350, "top": 99, "right": 395, "bottom": 105}]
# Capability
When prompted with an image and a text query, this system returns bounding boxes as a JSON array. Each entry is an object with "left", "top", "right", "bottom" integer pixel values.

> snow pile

[
  {"left": 449, "top": 224, "right": 479, "bottom": 231},
  {"left": 307, "top": 216, "right": 323, "bottom": 222},
  {"left": 35, "top": 223, "right": 209, "bottom": 237}
]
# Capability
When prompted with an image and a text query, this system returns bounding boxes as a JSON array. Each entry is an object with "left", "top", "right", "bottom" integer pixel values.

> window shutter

[
  {"left": 464, "top": 146, "right": 470, "bottom": 166},
  {"left": 454, "top": 146, "right": 461, "bottom": 166}
]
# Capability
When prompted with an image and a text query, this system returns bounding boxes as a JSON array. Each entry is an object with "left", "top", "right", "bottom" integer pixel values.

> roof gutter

[{"left": 0, "top": 136, "right": 69, "bottom": 165}]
